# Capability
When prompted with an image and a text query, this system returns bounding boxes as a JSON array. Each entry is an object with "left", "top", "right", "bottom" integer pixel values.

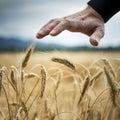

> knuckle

[
  {"left": 97, "top": 27, "right": 105, "bottom": 37},
  {"left": 50, "top": 18, "right": 59, "bottom": 22},
  {"left": 62, "top": 19, "right": 70, "bottom": 27},
  {"left": 100, "top": 28, "right": 104, "bottom": 37}
]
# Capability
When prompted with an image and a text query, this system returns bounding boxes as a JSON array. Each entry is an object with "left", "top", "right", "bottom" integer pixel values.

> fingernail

[
  {"left": 90, "top": 39, "right": 99, "bottom": 46},
  {"left": 36, "top": 33, "right": 40, "bottom": 38},
  {"left": 36, "top": 33, "right": 44, "bottom": 38},
  {"left": 93, "top": 40, "right": 99, "bottom": 46},
  {"left": 38, "top": 30, "right": 45, "bottom": 35},
  {"left": 50, "top": 30, "right": 56, "bottom": 35}
]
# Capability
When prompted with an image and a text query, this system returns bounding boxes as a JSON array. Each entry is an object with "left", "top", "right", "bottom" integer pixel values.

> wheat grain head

[{"left": 51, "top": 58, "right": 75, "bottom": 71}]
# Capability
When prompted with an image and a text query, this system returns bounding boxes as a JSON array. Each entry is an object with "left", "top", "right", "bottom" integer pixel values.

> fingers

[
  {"left": 89, "top": 27, "right": 104, "bottom": 46},
  {"left": 50, "top": 20, "right": 70, "bottom": 36},
  {"left": 36, "top": 19, "right": 60, "bottom": 38}
]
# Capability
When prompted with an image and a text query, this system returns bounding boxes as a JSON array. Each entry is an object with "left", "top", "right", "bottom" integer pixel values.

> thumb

[{"left": 89, "top": 27, "right": 104, "bottom": 46}]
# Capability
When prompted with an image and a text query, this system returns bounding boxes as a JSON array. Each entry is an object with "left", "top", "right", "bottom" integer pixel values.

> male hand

[{"left": 36, "top": 6, "right": 105, "bottom": 46}]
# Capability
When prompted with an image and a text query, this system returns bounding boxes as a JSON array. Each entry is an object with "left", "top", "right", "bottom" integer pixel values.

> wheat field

[{"left": 0, "top": 46, "right": 120, "bottom": 120}]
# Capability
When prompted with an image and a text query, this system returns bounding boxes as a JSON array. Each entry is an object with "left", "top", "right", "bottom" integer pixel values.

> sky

[{"left": 0, "top": 0, "right": 120, "bottom": 47}]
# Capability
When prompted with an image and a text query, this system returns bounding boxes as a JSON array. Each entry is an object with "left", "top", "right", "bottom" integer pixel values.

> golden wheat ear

[
  {"left": 51, "top": 57, "right": 75, "bottom": 71},
  {"left": 21, "top": 44, "right": 34, "bottom": 69},
  {"left": 0, "top": 69, "right": 3, "bottom": 96},
  {"left": 40, "top": 66, "right": 47, "bottom": 98}
]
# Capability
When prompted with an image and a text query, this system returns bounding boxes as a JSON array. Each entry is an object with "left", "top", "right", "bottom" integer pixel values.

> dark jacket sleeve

[{"left": 88, "top": 0, "right": 120, "bottom": 22}]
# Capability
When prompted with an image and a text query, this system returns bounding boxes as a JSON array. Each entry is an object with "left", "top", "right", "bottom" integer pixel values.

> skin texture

[{"left": 36, "top": 6, "right": 105, "bottom": 46}]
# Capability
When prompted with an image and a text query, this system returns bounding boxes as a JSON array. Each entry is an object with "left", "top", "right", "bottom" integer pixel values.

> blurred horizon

[{"left": 0, "top": 0, "right": 120, "bottom": 48}]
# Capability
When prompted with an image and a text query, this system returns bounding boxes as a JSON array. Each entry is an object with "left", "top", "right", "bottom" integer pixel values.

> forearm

[{"left": 88, "top": 0, "right": 120, "bottom": 22}]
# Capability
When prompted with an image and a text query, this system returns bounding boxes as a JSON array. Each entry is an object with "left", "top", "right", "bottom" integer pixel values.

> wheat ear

[
  {"left": 21, "top": 44, "right": 34, "bottom": 68},
  {"left": 40, "top": 66, "right": 47, "bottom": 98},
  {"left": 0, "top": 69, "right": 3, "bottom": 96},
  {"left": 51, "top": 58, "right": 75, "bottom": 71}
]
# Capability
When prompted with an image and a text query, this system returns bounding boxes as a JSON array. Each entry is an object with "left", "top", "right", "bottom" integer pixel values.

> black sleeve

[{"left": 87, "top": 0, "right": 120, "bottom": 22}]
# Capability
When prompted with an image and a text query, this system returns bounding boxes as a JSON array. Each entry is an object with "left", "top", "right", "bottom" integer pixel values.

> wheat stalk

[
  {"left": 2, "top": 84, "right": 11, "bottom": 119},
  {"left": 2, "top": 67, "right": 17, "bottom": 93},
  {"left": 40, "top": 66, "right": 47, "bottom": 98},
  {"left": 90, "top": 70, "right": 103, "bottom": 86},
  {"left": 102, "top": 58, "right": 116, "bottom": 77},
  {"left": 16, "top": 107, "right": 22, "bottom": 120},
  {"left": 10, "top": 69, "right": 17, "bottom": 90},
  {"left": 78, "top": 76, "right": 90, "bottom": 106},
  {"left": 54, "top": 80, "right": 60, "bottom": 119},
  {"left": 21, "top": 101, "right": 28, "bottom": 120},
  {"left": 21, "top": 44, "right": 34, "bottom": 68},
  {"left": 25, "top": 77, "right": 41, "bottom": 104},
  {"left": 0, "top": 69, "right": 3, "bottom": 96},
  {"left": 31, "top": 112, "right": 38, "bottom": 120},
  {"left": 51, "top": 58, "right": 75, "bottom": 71},
  {"left": 104, "top": 67, "right": 117, "bottom": 107}
]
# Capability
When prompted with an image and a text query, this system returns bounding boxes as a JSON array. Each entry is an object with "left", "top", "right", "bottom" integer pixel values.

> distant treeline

[
  {"left": 34, "top": 46, "right": 120, "bottom": 52},
  {"left": 1, "top": 45, "right": 120, "bottom": 52},
  {"left": 0, "top": 36, "right": 120, "bottom": 52}
]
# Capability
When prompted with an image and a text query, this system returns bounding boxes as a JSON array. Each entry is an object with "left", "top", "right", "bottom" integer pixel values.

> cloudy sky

[{"left": 0, "top": 0, "right": 120, "bottom": 47}]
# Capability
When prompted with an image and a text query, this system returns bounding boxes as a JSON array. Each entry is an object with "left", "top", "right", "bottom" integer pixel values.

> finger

[
  {"left": 50, "top": 20, "right": 70, "bottom": 36},
  {"left": 36, "top": 19, "right": 60, "bottom": 38},
  {"left": 89, "top": 27, "right": 104, "bottom": 46}
]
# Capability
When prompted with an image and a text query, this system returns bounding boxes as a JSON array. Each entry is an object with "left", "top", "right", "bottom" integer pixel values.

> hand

[{"left": 36, "top": 6, "right": 105, "bottom": 46}]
